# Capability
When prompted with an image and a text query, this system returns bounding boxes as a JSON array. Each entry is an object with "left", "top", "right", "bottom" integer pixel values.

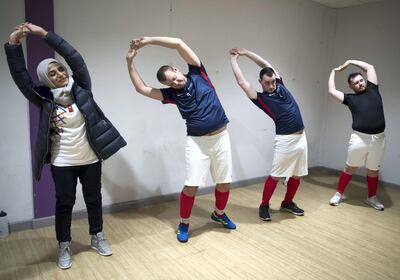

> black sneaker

[
  {"left": 280, "top": 201, "right": 304, "bottom": 216},
  {"left": 259, "top": 204, "right": 271, "bottom": 221}
]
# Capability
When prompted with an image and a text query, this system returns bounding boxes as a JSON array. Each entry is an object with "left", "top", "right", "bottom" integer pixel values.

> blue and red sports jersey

[
  {"left": 251, "top": 78, "right": 304, "bottom": 135},
  {"left": 161, "top": 63, "right": 229, "bottom": 136}
]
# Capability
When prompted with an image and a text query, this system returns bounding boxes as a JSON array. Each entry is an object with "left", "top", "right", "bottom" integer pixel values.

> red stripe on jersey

[
  {"left": 163, "top": 98, "right": 176, "bottom": 104},
  {"left": 199, "top": 66, "right": 215, "bottom": 90},
  {"left": 257, "top": 97, "right": 276, "bottom": 121}
]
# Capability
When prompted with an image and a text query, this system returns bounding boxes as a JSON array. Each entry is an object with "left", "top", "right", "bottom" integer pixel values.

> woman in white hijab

[
  {"left": 5, "top": 23, "right": 126, "bottom": 269},
  {"left": 36, "top": 58, "right": 74, "bottom": 106}
]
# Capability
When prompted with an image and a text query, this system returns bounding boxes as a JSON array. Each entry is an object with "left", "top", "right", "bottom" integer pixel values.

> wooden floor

[{"left": 1, "top": 169, "right": 400, "bottom": 280}]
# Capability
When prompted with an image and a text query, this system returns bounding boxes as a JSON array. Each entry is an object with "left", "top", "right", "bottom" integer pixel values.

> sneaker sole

[
  {"left": 211, "top": 216, "right": 236, "bottom": 229},
  {"left": 364, "top": 201, "right": 384, "bottom": 211},
  {"left": 280, "top": 207, "right": 304, "bottom": 216},
  {"left": 91, "top": 246, "right": 112, "bottom": 256},
  {"left": 259, "top": 216, "right": 271, "bottom": 221},
  {"left": 58, "top": 262, "right": 72, "bottom": 270},
  {"left": 212, "top": 221, "right": 237, "bottom": 229},
  {"left": 177, "top": 237, "right": 188, "bottom": 243},
  {"left": 329, "top": 197, "right": 342, "bottom": 206}
]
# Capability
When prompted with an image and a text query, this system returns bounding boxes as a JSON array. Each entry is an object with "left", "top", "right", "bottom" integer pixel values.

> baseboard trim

[
  {"left": 9, "top": 176, "right": 267, "bottom": 233},
  {"left": 10, "top": 167, "right": 398, "bottom": 233}
]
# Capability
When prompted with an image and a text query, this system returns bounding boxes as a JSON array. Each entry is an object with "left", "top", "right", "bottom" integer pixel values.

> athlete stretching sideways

[
  {"left": 230, "top": 48, "right": 308, "bottom": 221},
  {"left": 127, "top": 37, "right": 236, "bottom": 242},
  {"left": 328, "top": 60, "right": 385, "bottom": 210}
]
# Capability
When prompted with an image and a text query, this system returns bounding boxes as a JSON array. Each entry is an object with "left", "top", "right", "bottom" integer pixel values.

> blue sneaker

[
  {"left": 211, "top": 212, "right": 236, "bottom": 229},
  {"left": 177, "top": 223, "right": 189, "bottom": 243}
]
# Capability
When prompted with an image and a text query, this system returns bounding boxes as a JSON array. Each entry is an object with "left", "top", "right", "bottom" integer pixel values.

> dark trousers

[{"left": 51, "top": 161, "right": 103, "bottom": 242}]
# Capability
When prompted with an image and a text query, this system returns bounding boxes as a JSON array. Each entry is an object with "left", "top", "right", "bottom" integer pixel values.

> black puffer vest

[{"left": 5, "top": 32, "right": 127, "bottom": 180}]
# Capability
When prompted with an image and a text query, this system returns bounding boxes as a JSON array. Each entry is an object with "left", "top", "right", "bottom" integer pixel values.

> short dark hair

[
  {"left": 157, "top": 65, "right": 173, "bottom": 83},
  {"left": 259, "top": 67, "right": 275, "bottom": 79},
  {"left": 347, "top": 72, "right": 363, "bottom": 84}
]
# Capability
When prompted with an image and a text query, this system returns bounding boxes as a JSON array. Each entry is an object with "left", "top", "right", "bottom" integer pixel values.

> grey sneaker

[
  {"left": 365, "top": 196, "right": 384, "bottom": 211},
  {"left": 91, "top": 231, "right": 112, "bottom": 256},
  {"left": 330, "top": 192, "right": 342, "bottom": 206},
  {"left": 57, "top": 241, "right": 72, "bottom": 269}
]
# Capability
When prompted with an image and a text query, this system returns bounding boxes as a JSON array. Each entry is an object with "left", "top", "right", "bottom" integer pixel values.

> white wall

[
  {"left": 1, "top": 0, "right": 337, "bottom": 223},
  {"left": 0, "top": 1, "right": 34, "bottom": 223},
  {"left": 320, "top": 0, "right": 400, "bottom": 185},
  {"left": 53, "top": 0, "right": 335, "bottom": 214}
]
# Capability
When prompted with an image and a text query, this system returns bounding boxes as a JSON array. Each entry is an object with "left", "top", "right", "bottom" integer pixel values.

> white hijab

[{"left": 36, "top": 58, "right": 74, "bottom": 106}]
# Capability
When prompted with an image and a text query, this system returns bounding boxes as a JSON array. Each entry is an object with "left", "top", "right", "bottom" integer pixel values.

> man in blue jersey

[
  {"left": 328, "top": 60, "right": 385, "bottom": 210},
  {"left": 126, "top": 37, "right": 236, "bottom": 242},
  {"left": 230, "top": 48, "right": 308, "bottom": 221}
]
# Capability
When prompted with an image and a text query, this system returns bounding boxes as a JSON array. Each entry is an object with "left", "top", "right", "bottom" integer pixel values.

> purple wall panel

[{"left": 25, "top": 0, "right": 55, "bottom": 218}]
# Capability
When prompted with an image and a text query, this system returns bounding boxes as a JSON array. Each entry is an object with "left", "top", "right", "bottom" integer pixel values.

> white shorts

[
  {"left": 346, "top": 131, "right": 385, "bottom": 170},
  {"left": 270, "top": 132, "right": 308, "bottom": 178},
  {"left": 185, "top": 129, "right": 232, "bottom": 187}
]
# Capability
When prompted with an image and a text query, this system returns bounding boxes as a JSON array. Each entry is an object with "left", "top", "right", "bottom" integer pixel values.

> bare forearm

[
  {"left": 127, "top": 62, "right": 146, "bottom": 92},
  {"left": 140, "top": 36, "right": 199, "bottom": 66},
  {"left": 346, "top": 60, "right": 373, "bottom": 72},
  {"left": 328, "top": 70, "right": 336, "bottom": 93},
  {"left": 230, "top": 58, "right": 248, "bottom": 87},
  {"left": 345, "top": 59, "right": 377, "bottom": 84},
  {"left": 230, "top": 57, "right": 257, "bottom": 99},
  {"left": 241, "top": 49, "right": 280, "bottom": 78},
  {"left": 147, "top": 37, "right": 183, "bottom": 49},
  {"left": 126, "top": 58, "right": 163, "bottom": 100},
  {"left": 328, "top": 69, "right": 344, "bottom": 102},
  {"left": 242, "top": 50, "right": 267, "bottom": 68}
]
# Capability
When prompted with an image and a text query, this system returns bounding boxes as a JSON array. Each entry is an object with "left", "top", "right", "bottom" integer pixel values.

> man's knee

[
  {"left": 183, "top": 185, "right": 198, "bottom": 196},
  {"left": 344, "top": 165, "right": 358, "bottom": 174},
  {"left": 367, "top": 169, "right": 379, "bottom": 177},
  {"left": 216, "top": 183, "right": 230, "bottom": 192}
]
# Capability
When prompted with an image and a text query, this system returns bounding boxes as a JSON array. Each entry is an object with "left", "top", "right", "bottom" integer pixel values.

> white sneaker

[
  {"left": 329, "top": 192, "right": 342, "bottom": 206},
  {"left": 91, "top": 231, "right": 112, "bottom": 256},
  {"left": 365, "top": 196, "right": 384, "bottom": 211},
  {"left": 57, "top": 241, "right": 72, "bottom": 269}
]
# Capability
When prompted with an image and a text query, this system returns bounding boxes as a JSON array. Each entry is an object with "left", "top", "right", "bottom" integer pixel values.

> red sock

[
  {"left": 180, "top": 191, "right": 195, "bottom": 222},
  {"left": 284, "top": 177, "right": 300, "bottom": 204},
  {"left": 337, "top": 171, "right": 352, "bottom": 194},
  {"left": 215, "top": 189, "right": 230, "bottom": 216},
  {"left": 367, "top": 176, "right": 379, "bottom": 198},
  {"left": 261, "top": 176, "right": 278, "bottom": 205}
]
